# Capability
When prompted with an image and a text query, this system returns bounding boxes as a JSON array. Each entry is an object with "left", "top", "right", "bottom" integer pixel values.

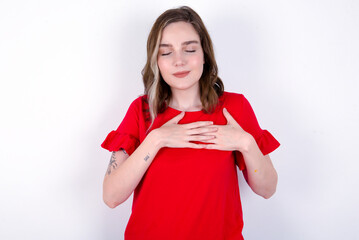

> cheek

[
  {"left": 191, "top": 56, "right": 204, "bottom": 71},
  {"left": 157, "top": 59, "right": 170, "bottom": 75},
  {"left": 191, "top": 53, "right": 204, "bottom": 67}
]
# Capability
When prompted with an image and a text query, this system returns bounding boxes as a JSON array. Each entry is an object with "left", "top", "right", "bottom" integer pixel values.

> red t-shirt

[{"left": 101, "top": 91, "right": 280, "bottom": 240}]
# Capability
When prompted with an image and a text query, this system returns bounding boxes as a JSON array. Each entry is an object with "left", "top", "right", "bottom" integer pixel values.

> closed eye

[{"left": 160, "top": 50, "right": 196, "bottom": 56}]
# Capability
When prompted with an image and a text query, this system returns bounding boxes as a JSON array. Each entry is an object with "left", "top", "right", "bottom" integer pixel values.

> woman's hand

[
  {"left": 154, "top": 112, "right": 218, "bottom": 149},
  {"left": 201, "top": 108, "right": 253, "bottom": 152}
]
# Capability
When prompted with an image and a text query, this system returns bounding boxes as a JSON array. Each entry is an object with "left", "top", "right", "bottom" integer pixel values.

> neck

[{"left": 169, "top": 88, "right": 202, "bottom": 111}]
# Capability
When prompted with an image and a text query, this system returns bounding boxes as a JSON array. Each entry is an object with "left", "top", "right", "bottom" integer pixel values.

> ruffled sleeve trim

[
  {"left": 256, "top": 130, "right": 280, "bottom": 155},
  {"left": 234, "top": 130, "right": 280, "bottom": 171},
  {"left": 101, "top": 130, "right": 140, "bottom": 155}
]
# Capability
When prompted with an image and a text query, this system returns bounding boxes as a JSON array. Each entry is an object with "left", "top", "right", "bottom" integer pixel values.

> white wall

[{"left": 1, "top": 0, "right": 358, "bottom": 239}]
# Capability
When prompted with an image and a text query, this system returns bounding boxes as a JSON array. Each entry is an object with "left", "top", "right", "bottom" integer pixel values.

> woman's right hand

[
  {"left": 103, "top": 112, "right": 217, "bottom": 208},
  {"left": 153, "top": 112, "right": 218, "bottom": 149}
]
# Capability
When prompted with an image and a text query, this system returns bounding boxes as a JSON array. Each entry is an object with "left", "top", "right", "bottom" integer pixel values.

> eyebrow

[{"left": 159, "top": 40, "right": 200, "bottom": 48}]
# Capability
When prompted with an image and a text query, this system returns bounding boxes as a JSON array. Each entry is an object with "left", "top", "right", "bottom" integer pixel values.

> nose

[{"left": 173, "top": 51, "right": 186, "bottom": 67}]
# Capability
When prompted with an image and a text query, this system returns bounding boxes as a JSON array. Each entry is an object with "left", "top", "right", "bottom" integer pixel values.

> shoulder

[
  {"left": 220, "top": 91, "right": 246, "bottom": 105},
  {"left": 127, "top": 94, "right": 150, "bottom": 123},
  {"left": 219, "top": 91, "right": 255, "bottom": 119},
  {"left": 123, "top": 94, "right": 149, "bottom": 119},
  {"left": 130, "top": 94, "right": 148, "bottom": 105},
  {"left": 128, "top": 94, "right": 149, "bottom": 110}
]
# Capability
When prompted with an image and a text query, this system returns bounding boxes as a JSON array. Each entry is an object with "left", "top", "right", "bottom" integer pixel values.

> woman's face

[{"left": 157, "top": 21, "right": 205, "bottom": 94}]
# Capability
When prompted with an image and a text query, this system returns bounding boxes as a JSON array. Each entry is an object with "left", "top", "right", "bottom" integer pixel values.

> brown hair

[{"left": 142, "top": 6, "right": 224, "bottom": 125}]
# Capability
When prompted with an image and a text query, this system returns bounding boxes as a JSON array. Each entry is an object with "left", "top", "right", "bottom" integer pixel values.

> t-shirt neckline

[{"left": 167, "top": 106, "right": 204, "bottom": 113}]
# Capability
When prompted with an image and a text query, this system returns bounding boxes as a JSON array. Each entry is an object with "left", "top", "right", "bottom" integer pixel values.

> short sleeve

[
  {"left": 233, "top": 95, "right": 280, "bottom": 170},
  {"left": 101, "top": 98, "right": 141, "bottom": 155}
]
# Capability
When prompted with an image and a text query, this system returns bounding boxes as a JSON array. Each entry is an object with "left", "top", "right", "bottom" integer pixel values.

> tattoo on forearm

[
  {"left": 144, "top": 153, "right": 150, "bottom": 162},
  {"left": 122, "top": 148, "right": 128, "bottom": 155},
  {"left": 106, "top": 151, "right": 118, "bottom": 175}
]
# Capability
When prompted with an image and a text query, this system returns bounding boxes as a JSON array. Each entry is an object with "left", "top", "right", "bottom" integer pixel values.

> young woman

[{"left": 101, "top": 6, "right": 280, "bottom": 240}]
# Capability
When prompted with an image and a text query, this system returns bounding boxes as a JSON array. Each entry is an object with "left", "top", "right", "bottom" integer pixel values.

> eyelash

[{"left": 161, "top": 50, "right": 196, "bottom": 56}]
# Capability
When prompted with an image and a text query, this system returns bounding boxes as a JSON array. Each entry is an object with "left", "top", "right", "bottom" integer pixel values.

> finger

[
  {"left": 204, "top": 143, "right": 233, "bottom": 151},
  {"left": 186, "top": 143, "right": 207, "bottom": 149},
  {"left": 187, "top": 135, "right": 216, "bottom": 142},
  {"left": 198, "top": 138, "right": 217, "bottom": 144},
  {"left": 223, "top": 108, "right": 236, "bottom": 125},
  {"left": 202, "top": 143, "right": 227, "bottom": 150},
  {"left": 184, "top": 121, "right": 213, "bottom": 129},
  {"left": 201, "top": 131, "right": 218, "bottom": 136},
  {"left": 223, "top": 108, "right": 243, "bottom": 129},
  {"left": 202, "top": 143, "right": 216, "bottom": 149},
  {"left": 189, "top": 143, "right": 210, "bottom": 149},
  {"left": 165, "top": 111, "right": 185, "bottom": 125},
  {"left": 186, "top": 127, "right": 217, "bottom": 135}
]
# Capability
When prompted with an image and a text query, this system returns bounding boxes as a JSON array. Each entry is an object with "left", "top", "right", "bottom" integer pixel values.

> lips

[{"left": 173, "top": 71, "right": 190, "bottom": 78}]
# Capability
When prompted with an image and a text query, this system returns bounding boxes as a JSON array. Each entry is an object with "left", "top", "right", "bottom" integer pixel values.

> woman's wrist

[
  {"left": 238, "top": 133, "right": 256, "bottom": 154},
  {"left": 147, "top": 129, "right": 164, "bottom": 151}
]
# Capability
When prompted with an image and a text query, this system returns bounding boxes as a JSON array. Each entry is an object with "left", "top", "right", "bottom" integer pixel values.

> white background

[{"left": 1, "top": 0, "right": 358, "bottom": 239}]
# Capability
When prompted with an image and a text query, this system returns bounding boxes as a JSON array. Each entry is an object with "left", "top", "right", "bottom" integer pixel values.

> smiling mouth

[{"left": 173, "top": 71, "right": 190, "bottom": 78}]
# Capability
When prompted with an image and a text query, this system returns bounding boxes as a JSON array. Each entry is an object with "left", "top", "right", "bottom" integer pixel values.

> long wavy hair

[{"left": 142, "top": 6, "right": 224, "bottom": 126}]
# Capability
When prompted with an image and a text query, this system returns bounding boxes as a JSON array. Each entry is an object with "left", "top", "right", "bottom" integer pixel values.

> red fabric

[{"left": 101, "top": 91, "right": 280, "bottom": 240}]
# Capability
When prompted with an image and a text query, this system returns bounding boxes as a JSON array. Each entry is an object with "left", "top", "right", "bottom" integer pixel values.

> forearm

[
  {"left": 103, "top": 130, "right": 162, "bottom": 208},
  {"left": 240, "top": 134, "right": 278, "bottom": 199}
]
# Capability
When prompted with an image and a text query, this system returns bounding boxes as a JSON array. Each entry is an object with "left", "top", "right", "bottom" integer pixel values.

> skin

[
  {"left": 103, "top": 21, "right": 278, "bottom": 208},
  {"left": 157, "top": 21, "right": 205, "bottom": 111}
]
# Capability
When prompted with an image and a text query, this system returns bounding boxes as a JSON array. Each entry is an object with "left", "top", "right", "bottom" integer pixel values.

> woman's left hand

[
  {"left": 201, "top": 108, "right": 278, "bottom": 199},
  {"left": 201, "top": 108, "right": 253, "bottom": 152}
]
